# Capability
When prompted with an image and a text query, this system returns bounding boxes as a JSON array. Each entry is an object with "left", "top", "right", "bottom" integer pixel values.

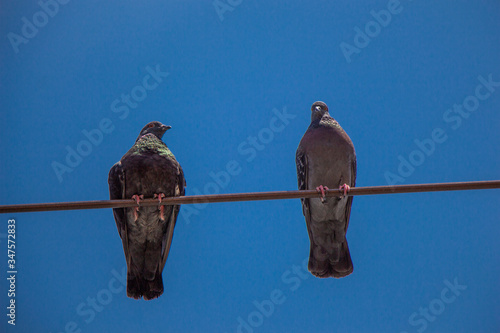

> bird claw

[
  {"left": 154, "top": 193, "right": 166, "bottom": 221},
  {"left": 316, "top": 185, "right": 329, "bottom": 203},
  {"left": 339, "top": 184, "right": 350, "bottom": 197},
  {"left": 131, "top": 195, "right": 144, "bottom": 220}
]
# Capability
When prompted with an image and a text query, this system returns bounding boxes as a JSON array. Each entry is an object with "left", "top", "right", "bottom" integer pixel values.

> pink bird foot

[
  {"left": 131, "top": 194, "right": 144, "bottom": 220},
  {"left": 315, "top": 185, "right": 329, "bottom": 203},
  {"left": 154, "top": 193, "right": 166, "bottom": 221},
  {"left": 339, "top": 184, "right": 350, "bottom": 197}
]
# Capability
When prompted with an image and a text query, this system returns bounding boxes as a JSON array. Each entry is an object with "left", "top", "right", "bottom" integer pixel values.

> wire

[{"left": 0, "top": 180, "right": 498, "bottom": 214}]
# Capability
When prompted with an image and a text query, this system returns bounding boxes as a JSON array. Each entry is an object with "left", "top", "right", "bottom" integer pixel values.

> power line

[{"left": 0, "top": 180, "right": 498, "bottom": 214}]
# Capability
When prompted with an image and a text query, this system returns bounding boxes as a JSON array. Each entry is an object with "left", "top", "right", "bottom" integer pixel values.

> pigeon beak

[
  {"left": 161, "top": 125, "right": 172, "bottom": 132},
  {"left": 315, "top": 106, "right": 321, "bottom": 112}
]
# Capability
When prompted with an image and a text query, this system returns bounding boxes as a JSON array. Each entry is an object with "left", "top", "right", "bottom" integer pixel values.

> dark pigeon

[
  {"left": 296, "top": 101, "right": 356, "bottom": 278},
  {"left": 108, "top": 121, "right": 185, "bottom": 300}
]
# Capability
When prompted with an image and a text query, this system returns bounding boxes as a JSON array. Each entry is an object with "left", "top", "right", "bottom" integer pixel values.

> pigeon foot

[
  {"left": 131, "top": 194, "right": 144, "bottom": 220},
  {"left": 315, "top": 185, "right": 329, "bottom": 203},
  {"left": 154, "top": 193, "right": 166, "bottom": 221},
  {"left": 339, "top": 184, "right": 350, "bottom": 197}
]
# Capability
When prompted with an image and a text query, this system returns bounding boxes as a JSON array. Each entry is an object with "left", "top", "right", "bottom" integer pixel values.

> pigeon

[
  {"left": 295, "top": 101, "right": 356, "bottom": 278},
  {"left": 108, "top": 121, "right": 185, "bottom": 300}
]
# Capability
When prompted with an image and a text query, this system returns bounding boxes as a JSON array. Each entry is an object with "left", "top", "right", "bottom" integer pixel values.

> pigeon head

[
  {"left": 136, "top": 121, "right": 171, "bottom": 141},
  {"left": 311, "top": 101, "right": 329, "bottom": 121}
]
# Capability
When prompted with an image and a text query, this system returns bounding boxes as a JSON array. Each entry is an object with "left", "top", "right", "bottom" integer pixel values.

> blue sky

[{"left": 1, "top": 1, "right": 499, "bottom": 332}]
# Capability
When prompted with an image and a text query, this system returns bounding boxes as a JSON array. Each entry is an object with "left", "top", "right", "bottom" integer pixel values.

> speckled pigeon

[
  {"left": 296, "top": 101, "right": 356, "bottom": 278},
  {"left": 108, "top": 121, "right": 185, "bottom": 300}
]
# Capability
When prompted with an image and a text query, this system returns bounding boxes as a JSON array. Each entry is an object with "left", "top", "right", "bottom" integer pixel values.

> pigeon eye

[{"left": 148, "top": 124, "right": 154, "bottom": 128}]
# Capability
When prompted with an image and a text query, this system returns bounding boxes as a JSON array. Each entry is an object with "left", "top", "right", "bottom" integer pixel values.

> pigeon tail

[
  {"left": 126, "top": 269, "right": 164, "bottom": 300},
  {"left": 126, "top": 270, "right": 143, "bottom": 300},
  {"left": 143, "top": 271, "right": 164, "bottom": 300},
  {"left": 308, "top": 239, "right": 353, "bottom": 278}
]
